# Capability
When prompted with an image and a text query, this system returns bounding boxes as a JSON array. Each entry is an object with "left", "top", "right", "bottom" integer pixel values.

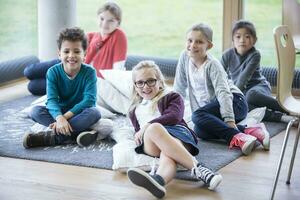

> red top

[{"left": 85, "top": 28, "right": 127, "bottom": 77}]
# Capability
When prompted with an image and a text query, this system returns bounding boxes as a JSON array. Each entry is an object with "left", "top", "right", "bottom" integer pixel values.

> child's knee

[
  {"left": 191, "top": 110, "right": 205, "bottom": 123},
  {"left": 30, "top": 106, "right": 44, "bottom": 120},
  {"left": 245, "top": 90, "right": 259, "bottom": 104},
  {"left": 87, "top": 107, "right": 101, "bottom": 122}
]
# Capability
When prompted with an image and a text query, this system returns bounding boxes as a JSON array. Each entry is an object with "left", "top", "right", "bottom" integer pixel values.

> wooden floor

[{"left": 0, "top": 81, "right": 299, "bottom": 200}]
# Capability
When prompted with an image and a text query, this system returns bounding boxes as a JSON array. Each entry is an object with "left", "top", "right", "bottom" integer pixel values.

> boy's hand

[{"left": 55, "top": 115, "right": 73, "bottom": 135}]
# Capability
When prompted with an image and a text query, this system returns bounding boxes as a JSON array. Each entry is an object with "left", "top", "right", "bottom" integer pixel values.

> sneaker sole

[
  {"left": 127, "top": 168, "right": 166, "bottom": 199},
  {"left": 208, "top": 174, "right": 223, "bottom": 190},
  {"left": 23, "top": 132, "right": 30, "bottom": 149},
  {"left": 76, "top": 130, "right": 97, "bottom": 147},
  {"left": 242, "top": 136, "right": 256, "bottom": 156},
  {"left": 259, "top": 123, "right": 270, "bottom": 150}
]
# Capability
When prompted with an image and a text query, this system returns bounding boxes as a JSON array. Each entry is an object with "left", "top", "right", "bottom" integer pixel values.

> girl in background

[{"left": 221, "top": 20, "right": 293, "bottom": 123}]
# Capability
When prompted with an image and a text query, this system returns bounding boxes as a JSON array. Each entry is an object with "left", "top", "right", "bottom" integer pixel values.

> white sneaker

[
  {"left": 91, "top": 119, "right": 113, "bottom": 140},
  {"left": 191, "top": 163, "right": 223, "bottom": 190}
]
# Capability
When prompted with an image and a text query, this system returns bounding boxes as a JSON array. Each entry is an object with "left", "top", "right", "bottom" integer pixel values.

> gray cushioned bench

[
  {"left": 125, "top": 55, "right": 300, "bottom": 90},
  {"left": 1, "top": 55, "right": 299, "bottom": 92},
  {"left": 0, "top": 56, "right": 39, "bottom": 84}
]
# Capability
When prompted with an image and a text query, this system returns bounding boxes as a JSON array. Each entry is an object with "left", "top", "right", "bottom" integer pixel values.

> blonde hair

[{"left": 129, "top": 60, "right": 167, "bottom": 113}]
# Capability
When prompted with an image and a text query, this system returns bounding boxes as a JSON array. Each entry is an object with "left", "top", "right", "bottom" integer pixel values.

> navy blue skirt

[{"left": 135, "top": 125, "right": 199, "bottom": 156}]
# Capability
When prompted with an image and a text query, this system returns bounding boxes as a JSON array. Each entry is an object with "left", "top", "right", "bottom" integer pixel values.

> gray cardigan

[
  {"left": 221, "top": 47, "right": 270, "bottom": 93},
  {"left": 173, "top": 50, "right": 242, "bottom": 122}
]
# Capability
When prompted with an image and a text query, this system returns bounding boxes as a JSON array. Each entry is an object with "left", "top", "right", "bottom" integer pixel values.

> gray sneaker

[
  {"left": 127, "top": 168, "right": 166, "bottom": 199},
  {"left": 76, "top": 130, "right": 98, "bottom": 147}
]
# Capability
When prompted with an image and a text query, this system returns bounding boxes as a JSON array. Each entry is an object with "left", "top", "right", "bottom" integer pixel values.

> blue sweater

[{"left": 46, "top": 63, "right": 97, "bottom": 119}]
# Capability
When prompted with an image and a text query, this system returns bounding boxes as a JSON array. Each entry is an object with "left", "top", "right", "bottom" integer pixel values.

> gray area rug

[{"left": 0, "top": 95, "right": 287, "bottom": 180}]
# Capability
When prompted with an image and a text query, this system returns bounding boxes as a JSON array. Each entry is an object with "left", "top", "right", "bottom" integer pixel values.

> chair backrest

[
  {"left": 283, "top": 0, "right": 300, "bottom": 51},
  {"left": 273, "top": 25, "right": 296, "bottom": 113}
]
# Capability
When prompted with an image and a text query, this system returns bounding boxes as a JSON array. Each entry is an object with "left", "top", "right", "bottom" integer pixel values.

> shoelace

[
  {"left": 229, "top": 134, "right": 245, "bottom": 149},
  {"left": 191, "top": 163, "right": 214, "bottom": 184}
]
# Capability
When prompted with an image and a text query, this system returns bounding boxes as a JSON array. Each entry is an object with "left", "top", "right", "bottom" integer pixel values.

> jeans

[
  {"left": 192, "top": 93, "right": 248, "bottom": 144},
  {"left": 24, "top": 59, "right": 60, "bottom": 95},
  {"left": 245, "top": 84, "right": 287, "bottom": 122},
  {"left": 30, "top": 105, "right": 101, "bottom": 145}
]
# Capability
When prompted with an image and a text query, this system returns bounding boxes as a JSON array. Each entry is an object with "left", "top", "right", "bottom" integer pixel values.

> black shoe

[
  {"left": 23, "top": 131, "right": 56, "bottom": 149},
  {"left": 127, "top": 168, "right": 166, "bottom": 199},
  {"left": 76, "top": 130, "right": 98, "bottom": 147}
]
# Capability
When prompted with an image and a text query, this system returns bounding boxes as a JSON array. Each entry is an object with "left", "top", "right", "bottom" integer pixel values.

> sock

[
  {"left": 151, "top": 174, "right": 165, "bottom": 186},
  {"left": 280, "top": 115, "right": 296, "bottom": 123}
]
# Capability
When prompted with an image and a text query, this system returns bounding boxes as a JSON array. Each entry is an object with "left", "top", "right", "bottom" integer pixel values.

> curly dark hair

[{"left": 56, "top": 27, "right": 88, "bottom": 51}]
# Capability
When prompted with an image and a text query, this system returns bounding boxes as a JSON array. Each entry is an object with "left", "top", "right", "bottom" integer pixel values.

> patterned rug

[{"left": 0, "top": 95, "right": 287, "bottom": 180}]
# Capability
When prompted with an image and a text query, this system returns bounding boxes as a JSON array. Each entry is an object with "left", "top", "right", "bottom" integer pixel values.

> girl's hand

[
  {"left": 55, "top": 115, "right": 73, "bottom": 136},
  {"left": 134, "top": 130, "right": 143, "bottom": 145},
  {"left": 134, "top": 123, "right": 151, "bottom": 145},
  {"left": 226, "top": 121, "right": 237, "bottom": 129}
]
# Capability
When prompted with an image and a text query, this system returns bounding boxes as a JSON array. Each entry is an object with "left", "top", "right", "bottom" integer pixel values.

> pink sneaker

[
  {"left": 229, "top": 133, "right": 257, "bottom": 155},
  {"left": 244, "top": 123, "right": 270, "bottom": 150}
]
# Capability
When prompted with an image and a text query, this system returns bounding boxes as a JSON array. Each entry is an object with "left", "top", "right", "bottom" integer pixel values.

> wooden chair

[
  {"left": 270, "top": 25, "right": 300, "bottom": 200},
  {"left": 283, "top": 0, "right": 300, "bottom": 53}
]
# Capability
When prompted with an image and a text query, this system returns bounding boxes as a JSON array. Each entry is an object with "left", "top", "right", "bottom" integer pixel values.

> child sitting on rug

[
  {"left": 126, "top": 61, "right": 222, "bottom": 198},
  {"left": 173, "top": 23, "right": 270, "bottom": 155},
  {"left": 23, "top": 27, "right": 103, "bottom": 148},
  {"left": 221, "top": 20, "right": 294, "bottom": 123}
]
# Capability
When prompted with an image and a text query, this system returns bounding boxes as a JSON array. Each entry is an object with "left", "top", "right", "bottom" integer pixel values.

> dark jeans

[
  {"left": 24, "top": 59, "right": 60, "bottom": 95},
  {"left": 245, "top": 84, "right": 287, "bottom": 122},
  {"left": 30, "top": 105, "right": 101, "bottom": 145},
  {"left": 192, "top": 93, "right": 248, "bottom": 144}
]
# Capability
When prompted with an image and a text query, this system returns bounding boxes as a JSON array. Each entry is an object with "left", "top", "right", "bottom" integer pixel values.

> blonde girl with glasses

[{"left": 126, "top": 61, "right": 222, "bottom": 199}]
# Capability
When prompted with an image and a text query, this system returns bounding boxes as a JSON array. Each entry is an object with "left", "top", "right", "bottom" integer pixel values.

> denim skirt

[{"left": 135, "top": 125, "right": 199, "bottom": 156}]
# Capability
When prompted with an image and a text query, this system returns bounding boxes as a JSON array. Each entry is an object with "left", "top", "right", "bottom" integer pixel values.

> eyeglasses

[{"left": 135, "top": 79, "right": 157, "bottom": 88}]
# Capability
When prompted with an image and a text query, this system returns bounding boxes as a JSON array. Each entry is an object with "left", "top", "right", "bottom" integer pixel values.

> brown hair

[
  {"left": 187, "top": 23, "right": 213, "bottom": 43},
  {"left": 97, "top": 2, "right": 122, "bottom": 24}
]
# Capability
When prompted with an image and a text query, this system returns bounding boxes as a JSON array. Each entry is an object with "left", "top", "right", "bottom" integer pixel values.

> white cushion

[
  {"left": 96, "top": 77, "right": 131, "bottom": 115},
  {"left": 111, "top": 127, "right": 158, "bottom": 171},
  {"left": 100, "top": 69, "right": 133, "bottom": 98}
]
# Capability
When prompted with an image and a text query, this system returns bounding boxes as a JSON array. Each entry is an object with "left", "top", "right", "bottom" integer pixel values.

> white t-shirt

[
  {"left": 188, "top": 60, "right": 210, "bottom": 107},
  {"left": 135, "top": 99, "right": 161, "bottom": 128}
]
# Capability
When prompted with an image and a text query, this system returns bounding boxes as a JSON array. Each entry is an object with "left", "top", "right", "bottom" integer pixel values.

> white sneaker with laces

[{"left": 191, "top": 163, "right": 222, "bottom": 190}]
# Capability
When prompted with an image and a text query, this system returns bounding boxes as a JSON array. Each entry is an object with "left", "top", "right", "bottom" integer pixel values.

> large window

[
  {"left": 2, "top": 0, "right": 297, "bottom": 67},
  {"left": 244, "top": 0, "right": 296, "bottom": 67},
  {"left": 0, "top": 0, "right": 37, "bottom": 61},
  {"left": 77, "top": 0, "right": 223, "bottom": 59}
]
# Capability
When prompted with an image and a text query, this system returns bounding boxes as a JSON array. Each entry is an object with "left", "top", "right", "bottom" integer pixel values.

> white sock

[
  {"left": 280, "top": 115, "right": 297, "bottom": 123},
  {"left": 91, "top": 119, "right": 114, "bottom": 140}
]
